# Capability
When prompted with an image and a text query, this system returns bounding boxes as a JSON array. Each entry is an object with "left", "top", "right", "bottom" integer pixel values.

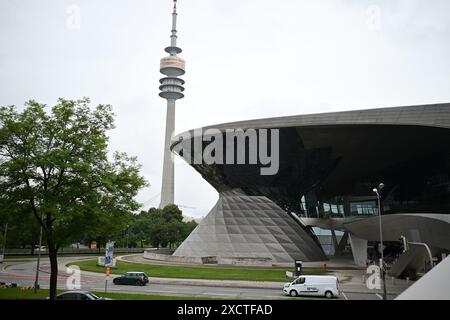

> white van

[{"left": 283, "top": 275, "right": 340, "bottom": 299}]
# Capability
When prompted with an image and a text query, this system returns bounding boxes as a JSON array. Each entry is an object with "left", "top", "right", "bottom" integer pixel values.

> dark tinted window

[
  {"left": 79, "top": 293, "right": 91, "bottom": 300},
  {"left": 58, "top": 293, "right": 78, "bottom": 300}
]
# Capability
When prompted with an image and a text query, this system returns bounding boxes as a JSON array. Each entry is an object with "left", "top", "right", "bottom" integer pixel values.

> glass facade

[
  {"left": 350, "top": 201, "right": 378, "bottom": 216},
  {"left": 182, "top": 124, "right": 450, "bottom": 219}
]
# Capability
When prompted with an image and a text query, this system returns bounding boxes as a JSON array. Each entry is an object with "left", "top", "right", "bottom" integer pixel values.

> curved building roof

[{"left": 173, "top": 103, "right": 450, "bottom": 140}]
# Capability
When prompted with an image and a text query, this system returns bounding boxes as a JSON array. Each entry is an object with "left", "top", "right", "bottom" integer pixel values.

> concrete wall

[
  {"left": 143, "top": 251, "right": 274, "bottom": 266},
  {"left": 143, "top": 251, "right": 209, "bottom": 264},
  {"left": 217, "top": 257, "right": 272, "bottom": 267}
]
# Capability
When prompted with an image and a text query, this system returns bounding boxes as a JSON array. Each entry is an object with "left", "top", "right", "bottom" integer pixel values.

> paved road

[{"left": 0, "top": 257, "right": 399, "bottom": 300}]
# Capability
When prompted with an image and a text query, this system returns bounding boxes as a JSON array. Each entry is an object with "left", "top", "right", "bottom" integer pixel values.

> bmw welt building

[{"left": 170, "top": 103, "right": 450, "bottom": 269}]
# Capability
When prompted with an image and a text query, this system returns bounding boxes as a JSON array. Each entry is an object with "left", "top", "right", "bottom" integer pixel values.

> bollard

[
  {"left": 406, "top": 277, "right": 410, "bottom": 285},
  {"left": 391, "top": 276, "right": 395, "bottom": 285},
  {"left": 323, "top": 263, "right": 327, "bottom": 271}
]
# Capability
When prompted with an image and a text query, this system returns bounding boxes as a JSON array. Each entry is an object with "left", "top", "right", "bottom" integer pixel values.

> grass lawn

[
  {"left": 0, "top": 287, "right": 218, "bottom": 300},
  {"left": 68, "top": 259, "right": 330, "bottom": 282}
]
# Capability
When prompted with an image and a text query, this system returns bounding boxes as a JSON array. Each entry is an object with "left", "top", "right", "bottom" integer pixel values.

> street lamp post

[
  {"left": 126, "top": 225, "right": 130, "bottom": 253},
  {"left": 373, "top": 183, "right": 387, "bottom": 300},
  {"left": 1, "top": 223, "right": 8, "bottom": 261}
]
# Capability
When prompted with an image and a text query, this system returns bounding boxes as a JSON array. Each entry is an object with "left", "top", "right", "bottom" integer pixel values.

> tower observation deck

[{"left": 159, "top": 0, "right": 185, "bottom": 208}]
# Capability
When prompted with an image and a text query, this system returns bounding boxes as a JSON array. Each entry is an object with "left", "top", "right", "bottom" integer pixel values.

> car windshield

[
  {"left": 127, "top": 272, "right": 145, "bottom": 277},
  {"left": 294, "top": 277, "right": 305, "bottom": 284},
  {"left": 87, "top": 293, "right": 100, "bottom": 300}
]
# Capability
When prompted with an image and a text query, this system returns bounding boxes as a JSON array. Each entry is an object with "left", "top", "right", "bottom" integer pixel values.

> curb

[{"left": 148, "top": 278, "right": 285, "bottom": 290}]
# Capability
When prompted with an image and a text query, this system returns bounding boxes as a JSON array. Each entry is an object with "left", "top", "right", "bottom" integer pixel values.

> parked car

[
  {"left": 54, "top": 291, "right": 110, "bottom": 300},
  {"left": 34, "top": 245, "right": 46, "bottom": 252},
  {"left": 283, "top": 275, "right": 340, "bottom": 299},
  {"left": 113, "top": 271, "right": 149, "bottom": 286}
]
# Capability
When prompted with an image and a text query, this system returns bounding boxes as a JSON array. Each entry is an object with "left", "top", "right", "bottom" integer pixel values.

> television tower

[{"left": 158, "top": 0, "right": 185, "bottom": 208}]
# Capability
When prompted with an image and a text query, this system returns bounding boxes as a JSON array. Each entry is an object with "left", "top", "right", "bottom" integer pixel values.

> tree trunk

[{"left": 47, "top": 237, "right": 59, "bottom": 300}]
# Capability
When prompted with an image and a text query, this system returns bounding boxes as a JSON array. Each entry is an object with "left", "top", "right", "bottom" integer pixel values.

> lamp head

[
  {"left": 379, "top": 183, "right": 385, "bottom": 190},
  {"left": 372, "top": 188, "right": 378, "bottom": 194}
]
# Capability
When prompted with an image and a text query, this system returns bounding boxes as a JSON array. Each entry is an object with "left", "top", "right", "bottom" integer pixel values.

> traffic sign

[{"left": 105, "top": 242, "right": 114, "bottom": 267}]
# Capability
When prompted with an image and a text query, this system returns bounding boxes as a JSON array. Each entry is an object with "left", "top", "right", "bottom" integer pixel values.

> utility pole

[{"left": 34, "top": 215, "right": 44, "bottom": 293}]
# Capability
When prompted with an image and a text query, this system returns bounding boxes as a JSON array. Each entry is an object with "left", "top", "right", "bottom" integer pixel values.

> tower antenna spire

[{"left": 166, "top": 0, "right": 181, "bottom": 55}]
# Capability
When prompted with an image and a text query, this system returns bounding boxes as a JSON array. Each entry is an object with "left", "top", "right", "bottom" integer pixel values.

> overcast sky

[{"left": 1, "top": 0, "right": 450, "bottom": 218}]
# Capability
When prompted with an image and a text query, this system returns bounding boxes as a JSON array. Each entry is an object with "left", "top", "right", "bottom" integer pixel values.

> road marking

[
  {"left": 147, "top": 290, "right": 181, "bottom": 295},
  {"left": 92, "top": 287, "right": 182, "bottom": 295},
  {"left": 375, "top": 293, "right": 383, "bottom": 300},
  {"left": 0, "top": 273, "right": 99, "bottom": 283},
  {"left": 341, "top": 292, "right": 349, "bottom": 300},
  {"left": 202, "top": 292, "right": 237, "bottom": 297}
]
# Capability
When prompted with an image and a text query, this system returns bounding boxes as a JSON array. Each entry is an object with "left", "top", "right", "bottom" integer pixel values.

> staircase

[{"left": 388, "top": 244, "right": 431, "bottom": 279}]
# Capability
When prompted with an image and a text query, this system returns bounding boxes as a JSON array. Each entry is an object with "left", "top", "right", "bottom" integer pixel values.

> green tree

[
  {"left": 124, "top": 205, "right": 198, "bottom": 250},
  {"left": 182, "top": 220, "right": 198, "bottom": 240},
  {"left": 160, "top": 205, "right": 184, "bottom": 248},
  {"left": 147, "top": 208, "right": 167, "bottom": 249},
  {"left": 165, "top": 220, "right": 185, "bottom": 249},
  {"left": 161, "top": 204, "right": 183, "bottom": 223},
  {"left": 4, "top": 207, "right": 41, "bottom": 253},
  {"left": 128, "top": 210, "right": 152, "bottom": 248},
  {"left": 0, "top": 98, "right": 147, "bottom": 299}
]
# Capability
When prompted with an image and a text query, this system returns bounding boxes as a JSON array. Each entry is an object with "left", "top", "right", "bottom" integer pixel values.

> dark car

[
  {"left": 113, "top": 272, "right": 149, "bottom": 286},
  {"left": 54, "top": 291, "right": 110, "bottom": 300}
]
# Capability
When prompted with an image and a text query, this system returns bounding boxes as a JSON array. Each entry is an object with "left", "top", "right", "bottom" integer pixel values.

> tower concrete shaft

[
  {"left": 160, "top": 99, "right": 176, "bottom": 208},
  {"left": 159, "top": 0, "right": 185, "bottom": 208}
]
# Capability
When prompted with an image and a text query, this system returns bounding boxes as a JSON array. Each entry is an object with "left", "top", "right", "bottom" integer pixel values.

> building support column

[
  {"left": 335, "top": 231, "right": 349, "bottom": 257},
  {"left": 331, "top": 229, "right": 339, "bottom": 254},
  {"left": 348, "top": 233, "right": 368, "bottom": 267}
]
